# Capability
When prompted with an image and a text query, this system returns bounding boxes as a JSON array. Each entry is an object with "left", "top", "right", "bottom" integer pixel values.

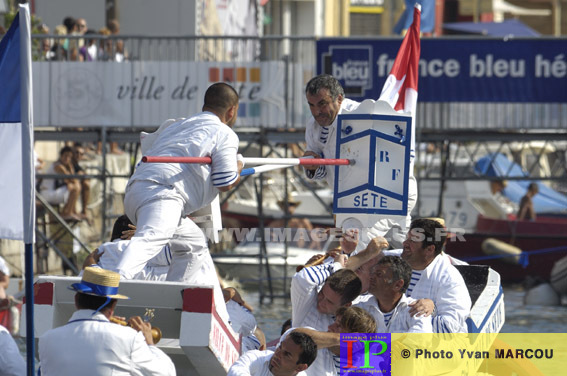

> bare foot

[
  {"left": 79, "top": 213, "right": 92, "bottom": 225},
  {"left": 61, "top": 213, "right": 82, "bottom": 222}
]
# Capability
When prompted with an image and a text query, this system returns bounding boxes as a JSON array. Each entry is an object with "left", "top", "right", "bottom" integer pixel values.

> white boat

[
  {"left": 222, "top": 171, "right": 334, "bottom": 227},
  {"left": 21, "top": 277, "right": 239, "bottom": 375},
  {"left": 213, "top": 232, "right": 338, "bottom": 289}
]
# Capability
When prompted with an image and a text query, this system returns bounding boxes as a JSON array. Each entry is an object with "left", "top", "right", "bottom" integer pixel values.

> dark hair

[
  {"left": 335, "top": 306, "right": 377, "bottom": 333},
  {"left": 409, "top": 218, "right": 446, "bottom": 256},
  {"left": 377, "top": 255, "right": 412, "bottom": 293},
  {"left": 288, "top": 331, "right": 317, "bottom": 366},
  {"left": 305, "top": 74, "right": 345, "bottom": 101},
  {"left": 63, "top": 17, "right": 76, "bottom": 33},
  {"left": 60, "top": 146, "right": 73, "bottom": 156},
  {"left": 528, "top": 182, "right": 539, "bottom": 193},
  {"left": 326, "top": 269, "right": 362, "bottom": 305},
  {"left": 280, "top": 318, "right": 292, "bottom": 335},
  {"left": 110, "top": 215, "right": 133, "bottom": 241},
  {"left": 202, "top": 82, "right": 239, "bottom": 113},
  {"left": 76, "top": 292, "right": 116, "bottom": 312}
]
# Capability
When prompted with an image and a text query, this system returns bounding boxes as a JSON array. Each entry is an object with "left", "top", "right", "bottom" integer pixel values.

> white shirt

[
  {"left": 128, "top": 112, "right": 239, "bottom": 215},
  {"left": 38, "top": 310, "right": 175, "bottom": 376},
  {"left": 304, "top": 99, "right": 360, "bottom": 187},
  {"left": 227, "top": 350, "right": 308, "bottom": 376},
  {"left": 0, "top": 324, "right": 25, "bottom": 376},
  {"left": 405, "top": 254, "right": 471, "bottom": 333},
  {"left": 355, "top": 294, "right": 433, "bottom": 333},
  {"left": 291, "top": 263, "right": 343, "bottom": 376}
]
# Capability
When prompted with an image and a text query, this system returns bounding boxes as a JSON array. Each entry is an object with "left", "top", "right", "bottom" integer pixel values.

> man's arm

[
  {"left": 212, "top": 131, "right": 242, "bottom": 192},
  {"left": 303, "top": 124, "right": 327, "bottom": 179},
  {"left": 227, "top": 350, "right": 267, "bottom": 376},
  {"left": 292, "top": 328, "right": 340, "bottom": 349},
  {"left": 345, "top": 237, "right": 389, "bottom": 272},
  {"left": 430, "top": 276, "right": 471, "bottom": 333},
  {"left": 217, "top": 159, "right": 244, "bottom": 192},
  {"left": 413, "top": 267, "right": 470, "bottom": 334},
  {"left": 130, "top": 327, "right": 176, "bottom": 376}
]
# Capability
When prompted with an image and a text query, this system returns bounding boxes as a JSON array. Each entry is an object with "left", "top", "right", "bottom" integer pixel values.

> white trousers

[{"left": 118, "top": 180, "right": 229, "bottom": 322}]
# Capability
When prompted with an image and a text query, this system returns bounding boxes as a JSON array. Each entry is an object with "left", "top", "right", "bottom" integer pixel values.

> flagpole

[
  {"left": 142, "top": 155, "right": 353, "bottom": 166},
  {"left": 20, "top": 4, "right": 36, "bottom": 375}
]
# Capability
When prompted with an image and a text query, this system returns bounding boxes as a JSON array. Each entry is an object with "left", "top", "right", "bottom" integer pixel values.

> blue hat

[{"left": 69, "top": 267, "right": 129, "bottom": 299}]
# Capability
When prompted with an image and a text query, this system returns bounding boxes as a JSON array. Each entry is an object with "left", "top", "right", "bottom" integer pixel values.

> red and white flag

[
  {"left": 379, "top": 3, "right": 421, "bottom": 163},
  {"left": 379, "top": 3, "right": 421, "bottom": 115}
]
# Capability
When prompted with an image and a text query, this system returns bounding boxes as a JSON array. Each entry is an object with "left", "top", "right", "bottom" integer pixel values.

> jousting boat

[{"left": 22, "top": 277, "right": 239, "bottom": 375}]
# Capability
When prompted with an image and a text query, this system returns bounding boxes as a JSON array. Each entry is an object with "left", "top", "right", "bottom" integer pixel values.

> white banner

[{"left": 33, "top": 61, "right": 287, "bottom": 128}]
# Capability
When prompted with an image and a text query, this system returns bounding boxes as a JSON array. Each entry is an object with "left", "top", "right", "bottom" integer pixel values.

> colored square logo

[
  {"left": 340, "top": 333, "right": 391, "bottom": 375},
  {"left": 248, "top": 103, "right": 261, "bottom": 117},
  {"left": 238, "top": 103, "right": 246, "bottom": 117},
  {"left": 209, "top": 68, "right": 220, "bottom": 82},
  {"left": 321, "top": 45, "right": 372, "bottom": 97}
]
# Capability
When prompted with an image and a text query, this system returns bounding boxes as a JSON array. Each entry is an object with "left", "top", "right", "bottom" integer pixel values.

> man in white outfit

[
  {"left": 401, "top": 218, "right": 471, "bottom": 333},
  {"left": 302, "top": 74, "right": 417, "bottom": 249},
  {"left": 355, "top": 255, "right": 433, "bottom": 333},
  {"left": 227, "top": 331, "right": 317, "bottom": 376},
  {"left": 0, "top": 323, "right": 25, "bottom": 376},
  {"left": 38, "top": 267, "right": 175, "bottom": 376},
  {"left": 114, "top": 83, "right": 243, "bottom": 322},
  {"left": 290, "top": 236, "right": 388, "bottom": 376},
  {"left": 292, "top": 306, "right": 377, "bottom": 376}
]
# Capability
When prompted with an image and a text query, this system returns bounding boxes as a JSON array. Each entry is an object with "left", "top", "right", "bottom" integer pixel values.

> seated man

[
  {"left": 292, "top": 306, "right": 377, "bottom": 376},
  {"left": 38, "top": 267, "right": 175, "bottom": 375},
  {"left": 39, "top": 146, "right": 82, "bottom": 221},
  {"left": 227, "top": 331, "right": 317, "bottom": 376},
  {"left": 401, "top": 218, "right": 471, "bottom": 333},
  {"left": 355, "top": 256, "right": 433, "bottom": 333}
]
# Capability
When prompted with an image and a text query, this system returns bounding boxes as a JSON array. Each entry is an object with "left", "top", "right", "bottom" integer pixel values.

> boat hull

[{"left": 447, "top": 215, "right": 567, "bottom": 284}]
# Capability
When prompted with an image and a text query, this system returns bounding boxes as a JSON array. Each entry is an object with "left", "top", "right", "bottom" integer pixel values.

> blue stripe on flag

[{"left": 0, "top": 14, "right": 21, "bottom": 122}]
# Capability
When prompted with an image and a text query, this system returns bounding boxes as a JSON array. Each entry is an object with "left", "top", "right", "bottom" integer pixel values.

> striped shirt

[
  {"left": 406, "top": 270, "right": 422, "bottom": 296},
  {"left": 291, "top": 262, "right": 343, "bottom": 376},
  {"left": 304, "top": 99, "right": 361, "bottom": 187},
  {"left": 355, "top": 295, "right": 433, "bottom": 333}
]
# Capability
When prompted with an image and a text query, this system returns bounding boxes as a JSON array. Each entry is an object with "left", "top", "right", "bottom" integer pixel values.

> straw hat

[{"left": 69, "top": 267, "right": 129, "bottom": 299}]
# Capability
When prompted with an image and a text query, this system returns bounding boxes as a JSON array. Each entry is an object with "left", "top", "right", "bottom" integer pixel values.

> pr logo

[{"left": 340, "top": 333, "right": 391, "bottom": 375}]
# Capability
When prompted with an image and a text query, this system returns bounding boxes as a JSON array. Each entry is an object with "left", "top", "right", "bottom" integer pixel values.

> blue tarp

[
  {"left": 443, "top": 19, "right": 540, "bottom": 37},
  {"left": 475, "top": 153, "right": 567, "bottom": 214}
]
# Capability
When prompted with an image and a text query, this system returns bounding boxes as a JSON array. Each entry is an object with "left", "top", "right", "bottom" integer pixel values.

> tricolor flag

[
  {"left": 379, "top": 3, "right": 421, "bottom": 163},
  {"left": 0, "top": 5, "right": 36, "bottom": 373},
  {"left": 0, "top": 4, "right": 35, "bottom": 243}
]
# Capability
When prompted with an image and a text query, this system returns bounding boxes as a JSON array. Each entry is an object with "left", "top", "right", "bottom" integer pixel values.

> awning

[{"left": 443, "top": 19, "right": 540, "bottom": 37}]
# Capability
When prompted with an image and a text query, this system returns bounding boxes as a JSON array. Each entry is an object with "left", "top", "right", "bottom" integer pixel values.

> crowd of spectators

[{"left": 36, "top": 16, "right": 127, "bottom": 62}]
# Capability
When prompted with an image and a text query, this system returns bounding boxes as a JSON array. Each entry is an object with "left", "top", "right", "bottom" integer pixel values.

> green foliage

[{"left": 3, "top": 6, "right": 48, "bottom": 61}]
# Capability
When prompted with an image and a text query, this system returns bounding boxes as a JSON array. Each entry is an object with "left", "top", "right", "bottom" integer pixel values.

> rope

[{"left": 462, "top": 246, "right": 567, "bottom": 268}]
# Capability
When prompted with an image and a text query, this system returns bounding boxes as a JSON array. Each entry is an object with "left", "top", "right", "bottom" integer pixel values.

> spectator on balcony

[{"left": 39, "top": 146, "right": 83, "bottom": 222}]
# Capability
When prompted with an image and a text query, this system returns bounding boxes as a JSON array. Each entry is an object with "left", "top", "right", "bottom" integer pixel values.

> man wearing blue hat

[{"left": 38, "top": 267, "right": 175, "bottom": 376}]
